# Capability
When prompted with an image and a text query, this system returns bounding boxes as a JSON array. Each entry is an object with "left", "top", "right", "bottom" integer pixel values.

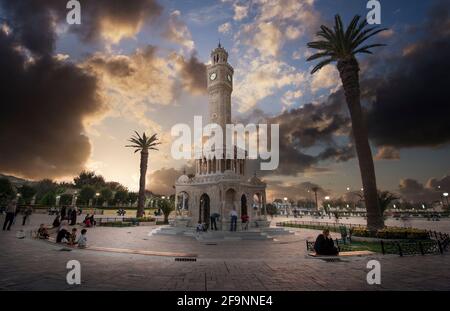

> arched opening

[
  {"left": 241, "top": 194, "right": 248, "bottom": 216},
  {"left": 177, "top": 192, "right": 189, "bottom": 210},
  {"left": 253, "top": 193, "right": 261, "bottom": 215},
  {"left": 225, "top": 188, "right": 236, "bottom": 215},
  {"left": 199, "top": 194, "right": 210, "bottom": 225}
]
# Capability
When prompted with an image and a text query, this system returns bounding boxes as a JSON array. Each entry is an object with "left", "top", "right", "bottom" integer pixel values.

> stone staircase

[{"left": 150, "top": 226, "right": 294, "bottom": 241}]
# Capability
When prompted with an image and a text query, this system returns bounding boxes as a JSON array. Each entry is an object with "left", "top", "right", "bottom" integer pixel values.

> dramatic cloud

[
  {"left": 237, "top": 90, "right": 354, "bottom": 177},
  {"left": 147, "top": 164, "right": 196, "bottom": 195},
  {"left": 231, "top": 0, "right": 320, "bottom": 111},
  {"left": 163, "top": 10, "right": 195, "bottom": 52},
  {"left": 83, "top": 46, "right": 175, "bottom": 131},
  {"left": 366, "top": 2, "right": 450, "bottom": 148},
  {"left": 266, "top": 180, "right": 327, "bottom": 201},
  {"left": 173, "top": 53, "right": 207, "bottom": 95},
  {"left": 0, "top": 30, "right": 104, "bottom": 179},
  {"left": 0, "top": 0, "right": 162, "bottom": 49},
  {"left": 375, "top": 146, "right": 400, "bottom": 160},
  {"left": 147, "top": 168, "right": 179, "bottom": 195},
  {"left": 233, "top": 56, "right": 306, "bottom": 112},
  {"left": 310, "top": 65, "right": 340, "bottom": 93},
  {"left": 398, "top": 175, "right": 450, "bottom": 203}
]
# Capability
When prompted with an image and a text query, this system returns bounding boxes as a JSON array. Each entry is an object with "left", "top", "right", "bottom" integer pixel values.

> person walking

[
  {"left": 22, "top": 205, "right": 33, "bottom": 226},
  {"left": 210, "top": 212, "right": 220, "bottom": 231},
  {"left": 230, "top": 208, "right": 238, "bottom": 232},
  {"left": 3, "top": 199, "right": 17, "bottom": 231}
]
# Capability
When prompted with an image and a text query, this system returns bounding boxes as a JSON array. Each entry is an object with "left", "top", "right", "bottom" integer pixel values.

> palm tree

[
  {"left": 126, "top": 131, "right": 160, "bottom": 217},
  {"left": 377, "top": 191, "right": 398, "bottom": 216},
  {"left": 307, "top": 15, "right": 387, "bottom": 231}
]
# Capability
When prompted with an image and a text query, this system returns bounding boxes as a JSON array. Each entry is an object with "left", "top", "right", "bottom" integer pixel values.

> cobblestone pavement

[{"left": 0, "top": 214, "right": 449, "bottom": 290}]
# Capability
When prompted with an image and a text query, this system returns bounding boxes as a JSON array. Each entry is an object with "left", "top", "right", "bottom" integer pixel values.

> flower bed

[
  {"left": 278, "top": 221, "right": 430, "bottom": 240},
  {"left": 352, "top": 227, "right": 429, "bottom": 240}
]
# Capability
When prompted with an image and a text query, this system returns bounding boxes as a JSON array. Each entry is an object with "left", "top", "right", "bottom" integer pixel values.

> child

[
  {"left": 68, "top": 228, "right": 78, "bottom": 245},
  {"left": 37, "top": 224, "right": 49, "bottom": 239},
  {"left": 77, "top": 229, "right": 88, "bottom": 248}
]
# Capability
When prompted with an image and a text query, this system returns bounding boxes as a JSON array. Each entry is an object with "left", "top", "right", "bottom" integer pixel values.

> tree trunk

[
  {"left": 137, "top": 150, "right": 148, "bottom": 218},
  {"left": 337, "top": 56, "right": 384, "bottom": 231}
]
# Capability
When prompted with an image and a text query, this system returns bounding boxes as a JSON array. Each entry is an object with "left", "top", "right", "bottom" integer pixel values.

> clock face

[
  {"left": 209, "top": 72, "right": 217, "bottom": 81},
  {"left": 227, "top": 74, "right": 232, "bottom": 82}
]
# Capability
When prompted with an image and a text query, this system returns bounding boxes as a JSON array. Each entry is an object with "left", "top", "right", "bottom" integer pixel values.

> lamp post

[
  {"left": 443, "top": 192, "right": 449, "bottom": 208},
  {"left": 324, "top": 196, "right": 331, "bottom": 218},
  {"left": 95, "top": 192, "right": 100, "bottom": 215}
]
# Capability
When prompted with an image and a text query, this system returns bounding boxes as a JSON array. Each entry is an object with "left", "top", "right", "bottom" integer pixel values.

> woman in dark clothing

[
  {"left": 69, "top": 208, "right": 77, "bottom": 225},
  {"left": 60, "top": 206, "right": 67, "bottom": 219},
  {"left": 52, "top": 214, "right": 61, "bottom": 228},
  {"left": 56, "top": 229, "right": 69, "bottom": 243},
  {"left": 314, "top": 229, "right": 339, "bottom": 255}
]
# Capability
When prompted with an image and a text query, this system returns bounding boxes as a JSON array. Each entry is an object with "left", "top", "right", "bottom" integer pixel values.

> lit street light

[{"left": 443, "top": 192, "right": 449, "bottom": 207}]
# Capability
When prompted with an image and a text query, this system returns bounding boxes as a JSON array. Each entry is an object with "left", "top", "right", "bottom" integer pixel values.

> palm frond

[
  {"left": 311, "top": 58, "right": 334, "bottom": 74},
  {"left": 126, "top": 131, "right": 161, "bottom": 152},
  {"left": 353, "top": 43, "right": 386, "bottom": 55},
  {"left": 307, "top": 14, "right": 387, "bottom": 74}
]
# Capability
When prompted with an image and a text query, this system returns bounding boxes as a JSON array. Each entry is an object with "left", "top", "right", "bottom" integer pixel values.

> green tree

[
  {"left": 127, "top": 192, "right": 139, "bottom": 206},
  {"left": 0, "top": 178, "right": 16, "bottom": 205},
  {"left": 35, "top": 179, "right": 57, "bottom": 202},
  {"left": 73, "top": 171, "right": 105, "bottom": 189},
  {"left": 19, "top": 184, "right": 36, "bottom": 204},
  {"left": 40, "top": 192, "right": 56, "bottom": 206},
  {"left": 78, "top": 186, "right": 96, "bottom": 206},
  {"left": 105, "top": 181, "right": 127, "bottom": 192},
  {"left": 99, "top": 188, "right": 113, "bottom": 206},
  {"left": 59, "top": 193, "right": 73, "bottom": 206},
  {"left": 126, "top": 131, "right": 160, "bottom": 217},
  {"left": 114, "top": 190, "right": 129, "bottom": 206},
  {"left": 158, "top": 198, "right": 174, "bottom": 224},
  {"left": 307, "top": 15, "right": 387, "bottom": 231},
  {"left": 377, "top": 191, "right": 399, "bottom": 215}
]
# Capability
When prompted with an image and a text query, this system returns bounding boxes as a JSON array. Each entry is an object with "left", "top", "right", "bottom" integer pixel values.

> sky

[{"left": 0, "top": 0, "right": 449, "bottom": 203}]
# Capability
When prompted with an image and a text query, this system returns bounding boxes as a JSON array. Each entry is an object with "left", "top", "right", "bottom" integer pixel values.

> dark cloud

[
  {"left": 147, "top": 163, "right": 195, "bottom": 195},
  {"left": 398, "top": 176, "right": 449, "bottom": 203},
  {"left": 267, "top": 180, "right": 328, "bottom": 201},
  {"left": 365, "top": 2, "right": 450, "bottom": 148},
  {"left": 0, "top": 0, "right": 162, "bottom": 54},
  {"left": 85, "top": 54, "right": 137, "bottom": 78},
  {"left": 262, "top": 90, "right": 354, "bottom": 176},
  {"left": 0, "top": 31, "right": 104, "bottom": 179},
  {"left": 175, "top": 53, "right": 207, "bottom": 95}
]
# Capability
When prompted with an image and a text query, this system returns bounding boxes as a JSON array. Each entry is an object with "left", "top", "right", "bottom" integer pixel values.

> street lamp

[
  {"left": 443, "top": 192, "right": 449, "bottom": 207},
  {"left": 283, "top": 197, "right": 288, "bottom": 216},
  {"left": 95, "top": 192, "right": 100, "bottom": 214}
]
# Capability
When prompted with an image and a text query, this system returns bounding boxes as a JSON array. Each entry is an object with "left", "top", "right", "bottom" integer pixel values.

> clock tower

[{"left": 206, "top": 43, "right": 234, "bottom": 130}]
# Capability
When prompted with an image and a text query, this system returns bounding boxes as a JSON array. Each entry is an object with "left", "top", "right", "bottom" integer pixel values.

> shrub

[{"left": 352, "top": 227, "right": 429, "bottom": 240}]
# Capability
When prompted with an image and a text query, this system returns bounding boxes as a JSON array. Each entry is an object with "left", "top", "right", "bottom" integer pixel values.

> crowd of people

[{"left": 2, "top": 199, "right": 90, "bottom": 248}]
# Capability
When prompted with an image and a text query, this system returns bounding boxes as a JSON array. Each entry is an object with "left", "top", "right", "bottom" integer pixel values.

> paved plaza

[{"left": 0, "top": 213, "right": 449, "bottom": 291}]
